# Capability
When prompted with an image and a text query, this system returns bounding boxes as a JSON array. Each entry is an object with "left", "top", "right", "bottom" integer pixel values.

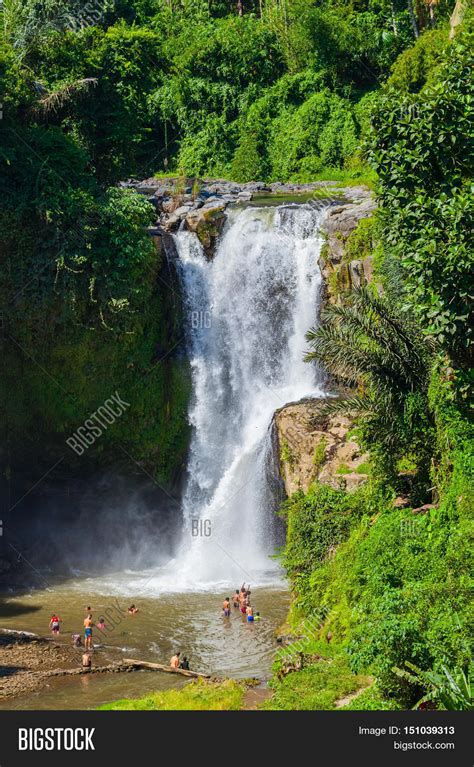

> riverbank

[{"left": 0, "top": 629, "right": 124, "bottom": 700}]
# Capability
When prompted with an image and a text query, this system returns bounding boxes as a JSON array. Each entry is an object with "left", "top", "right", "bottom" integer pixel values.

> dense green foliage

[
  {"left": 278, "top": 386, "right": 472, "bottom": 708},
  {"left": 276, "top": 14, "right": 473, "bottom": 711},
  {"left": 1, "top": 0, "right": 446, "bottom": 184},
  {"left": 0, "top": 0, "right": 471, "bottom": 712},
  {"left": 369, "top": 18, "right": 473, "bottom": 368}
]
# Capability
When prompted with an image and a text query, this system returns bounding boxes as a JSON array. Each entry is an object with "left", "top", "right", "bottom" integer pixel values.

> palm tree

[
  {"left": 305, "top": 286, "right": 434, "bottom": 455},
  {"left": 1, "top": 1, "right": 98, "bottom": 121}
]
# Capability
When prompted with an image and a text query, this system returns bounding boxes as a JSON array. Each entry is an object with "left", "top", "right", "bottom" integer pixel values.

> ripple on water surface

[{"left": 0, "top": 584, "right": 290, "bottom": 710}]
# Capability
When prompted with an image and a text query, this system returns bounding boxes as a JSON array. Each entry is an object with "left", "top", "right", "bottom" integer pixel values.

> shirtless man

[
  {"left": 233, "top": 590, "right": 240, "bottom": 608},
  {"left": 239, "top": 590, "right": 248, "bottom": 615},
  {"left": 170, "top": 652, "right": 181, "bottom": 669},
  {"left": 84, "top": 614, "right": 93, "bottom": 650},
  {"left": 223, "top": 597, "right": 231, "bottom": 617}
]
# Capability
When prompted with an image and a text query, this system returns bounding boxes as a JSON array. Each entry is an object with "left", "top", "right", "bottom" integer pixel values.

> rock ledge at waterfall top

[
  {"left": 274, "top": 398, "right": 369, "bottom": 496},
  {"left": 120, "top": 177, "right": 373, "bottom": 258}
]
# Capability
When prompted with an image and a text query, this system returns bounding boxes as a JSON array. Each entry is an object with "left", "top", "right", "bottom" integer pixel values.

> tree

[{"left": 305, "top": 287, "right": 434, "bottom": 485}]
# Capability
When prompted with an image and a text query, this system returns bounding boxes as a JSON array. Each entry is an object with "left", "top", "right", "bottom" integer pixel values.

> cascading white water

[{"left": 162, "top": 203, "right": 327, "bottom": 591}]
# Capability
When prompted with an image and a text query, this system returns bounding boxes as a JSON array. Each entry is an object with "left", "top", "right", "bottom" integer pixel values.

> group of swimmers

[
  {"left": 49, "top": 604, "right": 139, "bottom": 653},
  {"left": 223, "top": 583, "right": 261, "bottom": 623}
]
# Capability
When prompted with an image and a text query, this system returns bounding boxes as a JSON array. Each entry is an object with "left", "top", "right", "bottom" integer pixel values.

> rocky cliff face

[
  {"left": 123, "top": 177, "right": 373, "bottom": 260},
  {"left": 274, "top": 400, "right": 369, "bottom": 496},
  {"left": 273, "top": 190, "right": 377, "bottom": 497},
  {"left": 319, "top": 195, "right": 377, "bottom": 305}
]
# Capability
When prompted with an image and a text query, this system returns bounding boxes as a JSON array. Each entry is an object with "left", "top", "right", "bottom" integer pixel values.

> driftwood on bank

[
  {"left": 40, "top": 660, "right": 210, "bottom": 679},
  {"left": 123, "top": 658, "right": 210, "bottom": 679}
]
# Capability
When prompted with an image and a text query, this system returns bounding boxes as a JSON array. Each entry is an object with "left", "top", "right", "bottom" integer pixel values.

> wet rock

[
  {"left": 185, "top": 206, "right": 227, "bottom": 259},
  {"left": 322, "top": 197, "right": 376, "bottom": 262},
  {"left": 242, "top": 181, "right": 269, "bottom": 193},
  {"left": 173, "top": 204, "right": 194, "bottom": 218}
]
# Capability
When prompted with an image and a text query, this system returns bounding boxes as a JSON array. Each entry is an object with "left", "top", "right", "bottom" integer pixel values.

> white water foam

[{"left": 74, "top": 204, "right": 327, "bottom": 596}]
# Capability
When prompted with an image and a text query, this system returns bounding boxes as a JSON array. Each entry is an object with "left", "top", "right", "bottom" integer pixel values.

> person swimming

[
  {"left": 179, "top": 656, "right": 190, "bottom": 670},
  {"left": 254, "top": 611, "right": 261, "bottom": 621},
  {"left": 127, "top": 605, "right": 139, "bottom": 614},
  {"left": 223, "top": 598, "right": 231, "bottom": 617},
  {"left": 97, "top": 617, "right": 106, "bottom": 630}
]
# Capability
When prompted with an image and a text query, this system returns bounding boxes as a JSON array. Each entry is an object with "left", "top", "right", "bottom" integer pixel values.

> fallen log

[
  {"left": 41, "top": 660, "right": 210, "bottom": 679},
  {"left": 0, "top": 628, "right": 39, "bottom": 638},
  {"left": 123, "top": 658, "right": 210, "bottom": 679}
]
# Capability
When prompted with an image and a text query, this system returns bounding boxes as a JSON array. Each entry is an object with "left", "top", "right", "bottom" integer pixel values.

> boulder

[
  {"left": 274, "top": 398, "right": 369, "bottom": 495},
  {"left": 185, "top": 205, "right": 227, "bottom": 259},
  {"left": 172, "top": 205, "right": 193, "bottom": 218},
  {"left": 322, "top": 197, "right": 377, "bottom": 261}
]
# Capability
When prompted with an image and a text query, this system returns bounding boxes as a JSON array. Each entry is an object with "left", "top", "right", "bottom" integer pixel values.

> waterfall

[{"left": 159, "top": 203, "right": 327, "bottom": 591}]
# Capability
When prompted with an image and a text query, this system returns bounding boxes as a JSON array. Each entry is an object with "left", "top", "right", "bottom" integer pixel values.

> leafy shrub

[
  {"left": 387, "top": 27, "right": 448, "bottom": 94},
  {"left": 312, "top": 437, "right": 328, "bottom": 472},
  {"left": 369, "top": 21, "right": 474, "bottom": 369},
  {"left": 281, "top": 483, "right": 363, "bottom": 613},
  {"left": 268, "top": 91, "right": 358, "bottom": 180}
]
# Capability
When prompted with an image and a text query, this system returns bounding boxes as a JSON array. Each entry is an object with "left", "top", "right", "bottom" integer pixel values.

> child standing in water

[
  {"left": 49, "top": 614, "right": 61, "bottom": 635},
  {"left": 246, "top": 605, "right": 254, "bottom": 623},
  {"left": 223, "top": 597, "right": 231, "bottom": 617}
]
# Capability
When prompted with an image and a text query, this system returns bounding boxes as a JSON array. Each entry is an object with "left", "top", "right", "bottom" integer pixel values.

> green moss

[
  {"left": 343, "top": 217, "right": 376, "bottom": 264},
  {"left": 281, "top": 438, "right": 296, "bottom": 470},
  {"left": 397, "top": 455, "right": 418, "bottom": 474},
  {"left": 312, "top": 437, "right": 328, "bottom": 472},
  {"left": 336, "top": 463, "right": 351, "bottom": 475},
  {"left": 98, "top": 679, "right": 245, "bottom": 711},
  {"left": 2, "top": 252, "right": 191, "bottom": 489}
]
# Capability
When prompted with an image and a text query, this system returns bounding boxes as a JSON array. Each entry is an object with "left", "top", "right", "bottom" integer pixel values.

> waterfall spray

[{"left": 164, "top": 203, "right": 327, "bottom": 590}]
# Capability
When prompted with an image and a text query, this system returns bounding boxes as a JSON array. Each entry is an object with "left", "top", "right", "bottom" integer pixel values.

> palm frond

[
  {"left": 305, "top": 286, "right": 434, "bottom": 453},
  {"left": 308, "top": 395, "right": 373, "bottom": 423},
  {"left": 30, "top": 78, "right": 98, "bottom": 117}
]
